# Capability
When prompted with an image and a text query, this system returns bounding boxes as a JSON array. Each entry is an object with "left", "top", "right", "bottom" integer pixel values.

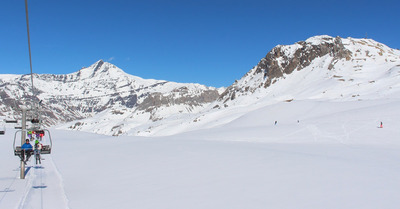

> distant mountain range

[
  {"left": 1, "top": 35, "right": 399, "bottom": 136},
  {"left": 0, "top": 60, "right": 222, "bottom": 134}
]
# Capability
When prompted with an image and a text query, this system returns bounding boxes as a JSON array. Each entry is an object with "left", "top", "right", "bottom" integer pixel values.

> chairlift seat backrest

[
  {"left": 14, "top": 146, "right": 34, "bottom": 156},
  {"left": 41, "top": 145, "right": 51, "bottom": 154},
  {"left": 31, "top": 119, "right": 40, "bottom": 123},
  {"left": 14, "top": 145, "right": 51, "bottom": 155},
  {"left": 5, "top": 120, "right": 18, "bottom": 123}
]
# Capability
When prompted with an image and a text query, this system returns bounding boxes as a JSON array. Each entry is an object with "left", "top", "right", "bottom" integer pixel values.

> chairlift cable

[
  {"left": 15, "top": 0, "right": 52, "bottom": 180},
  {"left": 24, "top": 0, "right": 41, "bottom": 124},
  {"left": 24, "top": 0, "right": 35, "bottom": 99}
]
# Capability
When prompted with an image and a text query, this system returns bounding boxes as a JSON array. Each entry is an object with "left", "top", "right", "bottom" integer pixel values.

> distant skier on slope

[{"left": 380, "top": 121, "right": 383, "bottom": 128}]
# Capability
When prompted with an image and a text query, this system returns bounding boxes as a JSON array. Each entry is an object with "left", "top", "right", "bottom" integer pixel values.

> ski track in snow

[
  {"left": 0, "top": 168, "right": 19, "bottom": 204},
  {"left": 14, "top": 156, "right": 69, "bottom": 209}
]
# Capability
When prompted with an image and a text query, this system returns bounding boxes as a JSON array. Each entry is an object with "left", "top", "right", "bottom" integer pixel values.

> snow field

[{"left": 1, "top": 96, "right": 400, "bottom": 209}]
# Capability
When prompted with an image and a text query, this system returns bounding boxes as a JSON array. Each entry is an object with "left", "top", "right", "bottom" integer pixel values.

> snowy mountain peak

[
  {"left": 219, "top": 35, "right": 400, "bottom": 105},
  {"left": 75, "top": 60, "right": 127, "bottom": 80},
  {"left": 305, "top": 35, "right": 338, "bottom": 45},
  {"left": 0, "top": 59, "right": 221, "bottom": 135},
  {"left": 92, "top": 59, "right": 105, "bottom": 71}
]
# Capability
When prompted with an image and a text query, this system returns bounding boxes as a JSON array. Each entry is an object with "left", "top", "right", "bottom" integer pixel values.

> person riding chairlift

[
  {"left": 21, "top": 139, "right": 33, "bottom": 163},
  {"left": 27, "top": 130, "right": 33, "bottom": 140},
  {"left": 34, "top": 140, "right": 42, "bottom": 164}
]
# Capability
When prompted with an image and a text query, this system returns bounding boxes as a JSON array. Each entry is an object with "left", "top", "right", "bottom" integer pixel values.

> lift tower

[{"left": 20, "top": 106, "right": 27, "bottom": 179}]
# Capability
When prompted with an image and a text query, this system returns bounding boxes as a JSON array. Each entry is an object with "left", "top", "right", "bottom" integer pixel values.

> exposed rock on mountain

[
  {"left": 219, "top": 35, "right": 400, "bottom": 104},
  {"left": 0, "top": 60, "right": 221, "bottom": 134},
  {"left": 2, "top": 35, "right": 400, "bottom": 136}
]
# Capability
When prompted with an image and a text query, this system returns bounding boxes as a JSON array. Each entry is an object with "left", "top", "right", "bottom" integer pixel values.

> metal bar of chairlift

[
  {"left": 5, "top": 120, "right": 18, "bottom": 123},
  {"left": 40, "top": 129, "right": 52, "bottom": 154},
  {"left": 13, "top": 130, "right": 22, "bottom": 156}
]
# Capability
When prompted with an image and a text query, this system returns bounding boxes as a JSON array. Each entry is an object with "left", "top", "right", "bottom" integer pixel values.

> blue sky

[{"left": 1, "top": 0, "right": 399, "bottom": 87}]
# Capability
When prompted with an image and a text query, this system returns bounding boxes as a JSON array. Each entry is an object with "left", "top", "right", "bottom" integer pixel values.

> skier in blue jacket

[
  {"left": 21, "top": 139, "right": 33, "bottom": 150},
  {"left": 21, "top": 139, "right": 33, "bottom": 163}
]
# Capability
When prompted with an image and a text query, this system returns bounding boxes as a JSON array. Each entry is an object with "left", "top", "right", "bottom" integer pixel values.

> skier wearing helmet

[{"left": 34, "top": 140, "right": 43, "bottom": 164}]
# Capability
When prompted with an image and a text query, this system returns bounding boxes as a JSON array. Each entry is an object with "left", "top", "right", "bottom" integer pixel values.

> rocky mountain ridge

[
  {"left": 218, "top": 35, "right": 400, "bottom": 105},
  {"left": 0, "top": 60, "right": 221, "bottom": 135},
  {"left": 2, "top": 35, "right": 400, "bottom": 136}
]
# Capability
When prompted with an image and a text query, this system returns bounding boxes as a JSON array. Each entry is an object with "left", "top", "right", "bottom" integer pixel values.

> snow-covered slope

[{"left": 1, "top": 94, "right": 399, "bottom": 209}]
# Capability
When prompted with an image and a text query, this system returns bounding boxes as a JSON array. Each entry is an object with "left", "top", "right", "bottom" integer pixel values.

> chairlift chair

[
  {"left": 14, "top": 129, "right": 52, "bottom": 158},
  {"left": 31, "top": 118, "right": 40, "bottom": 124}
]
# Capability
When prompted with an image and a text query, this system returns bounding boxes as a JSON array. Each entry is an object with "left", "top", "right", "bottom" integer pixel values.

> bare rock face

[
  {"left": 139, "top": 89, "right": 219, "bottom": 112},
  {"left": 257, "top": 36, "right": 352, "bottom": 86},
  {"left": 219, "top": 36, "right": 353, "bottom": 103}
]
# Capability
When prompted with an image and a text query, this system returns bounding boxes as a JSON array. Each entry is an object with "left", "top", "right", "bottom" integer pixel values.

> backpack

[{"left": 35, "top": 143, "right": 42, "bottom": 150}]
